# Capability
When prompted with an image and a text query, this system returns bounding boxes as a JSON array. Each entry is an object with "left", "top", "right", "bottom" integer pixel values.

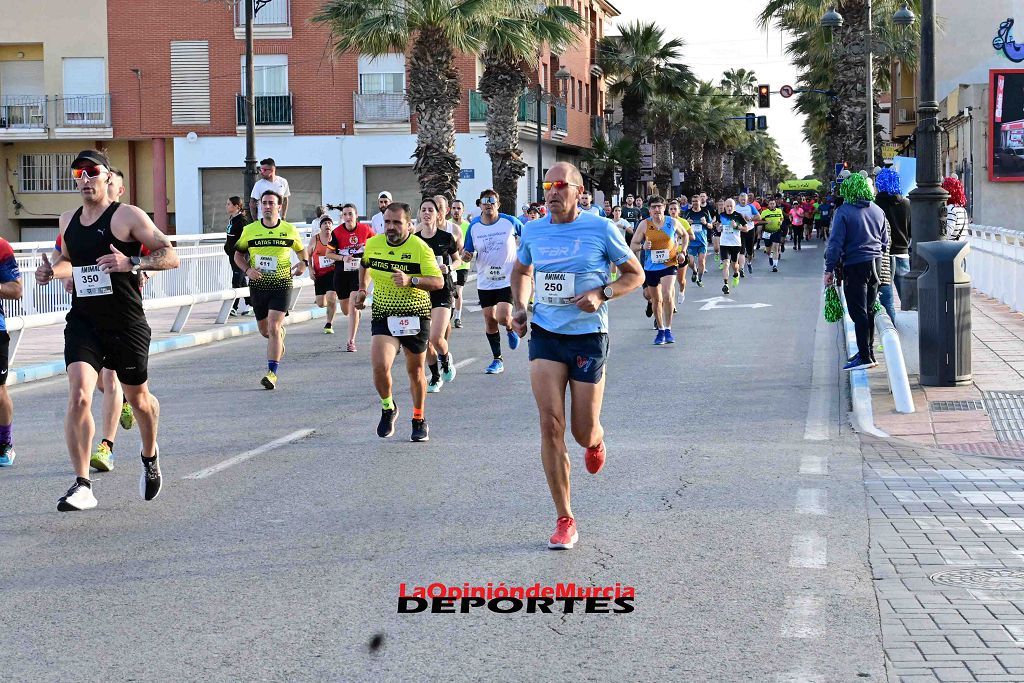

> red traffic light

[{"left": 757, "top": 85, "right": 770, "bottom": 108}]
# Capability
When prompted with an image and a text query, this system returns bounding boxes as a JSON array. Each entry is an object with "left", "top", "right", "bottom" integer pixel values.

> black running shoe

[
  {"left": 691, "top": 273, "right": 697, "bottom": 283},
  {"left": 140, "top": 449, "right": 162, "bottom": 501},
  {"left": 722, "top": 284, "right": 730, "bottom": 294},
  {"left": 645, "top": 301, "right": 653, "bottom": 318},
  {"left": 377, "top": 408, "right": 398, "bottom": 438},
  {"left": 411, "top": 419, "right": 429, "bottom": 442},
  {"left": 453, "top": 318, "right": 463, "bottom": 328}
]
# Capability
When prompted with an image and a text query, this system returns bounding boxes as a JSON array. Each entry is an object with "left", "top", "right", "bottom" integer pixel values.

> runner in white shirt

[
  {"left": 370, "top": 191, "right": 392, "bottom": 233},
  {"left": 248, "top": 157, "right": 291, "bottom": 221},
  {"left": 734, "top": 193, "right": 760, "bottom": 276},
  {"left": 461, "top": 189, "right": 524, "bottom": 375}
]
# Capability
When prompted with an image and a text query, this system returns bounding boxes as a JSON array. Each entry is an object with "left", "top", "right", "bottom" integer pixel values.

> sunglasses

[
  {"left": 479, "top": 196, "right": 498, "bottom": 205},
  {"left": 71, "top": 165, "right": 104, "bottom": 180},
  {"left": 542, "top": 181, "right": 582, "bottom": 191}
]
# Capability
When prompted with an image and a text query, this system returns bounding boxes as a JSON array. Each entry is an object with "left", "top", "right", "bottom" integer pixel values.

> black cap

[{"left": 71, "top": 149, "right": 110, "bottom": 169}]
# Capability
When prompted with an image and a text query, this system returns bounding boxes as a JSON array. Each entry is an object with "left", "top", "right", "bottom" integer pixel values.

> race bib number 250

[{"left": 534, "top": 271, "right": 576, "bottom": 306}]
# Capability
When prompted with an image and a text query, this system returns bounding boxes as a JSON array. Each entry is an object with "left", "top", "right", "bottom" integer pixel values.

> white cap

[
  {"left": 858, "top": 170, "right": 869, "bottom": 178},
  {"left": 838, "top": 169, "right": 852, "bottom": 180},
  {"left": 378, "top": 191, "right": 392, "bottom": 200}
]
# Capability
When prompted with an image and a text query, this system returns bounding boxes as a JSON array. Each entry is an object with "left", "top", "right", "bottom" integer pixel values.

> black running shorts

[
  {"left": 478, "top": 286, "right": 512, "bottom": 309},
  {"left": 314, "top": 273, "right": 335, "bottom": 296},
  {"left": 250, "top": 288, "right": 291, "bottom": 321},
  {"left": 333, "top": 269, "right": 361, "bottom": 301},
  {"left": 0, "top": 331, "right": 10, "bottom": 386},
  {"left": 456, "top": 269, "right": 468, "bottom": 287},
  {"left": 720, "top": 246, "right": 741, "bottom": 262},
  {"left": 64, "top": 315, "right": 151, "bottom": 386},
  {"left": 371, "top": 317, "right": 430, "bottom": 354}
]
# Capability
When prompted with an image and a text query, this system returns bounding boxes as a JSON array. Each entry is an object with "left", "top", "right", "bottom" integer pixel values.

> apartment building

[{"left": 107, "top": 0, "right": 619, "bottom": 234}]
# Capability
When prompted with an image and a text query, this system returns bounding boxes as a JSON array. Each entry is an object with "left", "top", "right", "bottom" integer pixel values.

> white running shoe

[{"left": 57, "top": 479, "right": 98, "bottom": 512}]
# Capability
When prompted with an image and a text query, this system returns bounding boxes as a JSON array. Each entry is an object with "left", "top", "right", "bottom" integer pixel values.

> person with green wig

[{"left": 824, "top": 173, "right": 890, "bottom": 371}]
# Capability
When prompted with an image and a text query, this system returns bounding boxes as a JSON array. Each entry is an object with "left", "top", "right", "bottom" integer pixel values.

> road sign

[
  {"left": 639, "top": 143, "right": 654, "bottom": 157},
  {"left": 696, "top": 296, "right": 772, "bottom": 311},
  {"left": 639, "top": 172, "right": 656, "bottom": 182},
  {"left": 881, "top": 143, "right": 898, "bottom": 161},
  {"left": 459, "top": 169, "right": 475, "bottom": 179},
  {"left": 780, "top": 84, "right": 795, "bottom": 98}
]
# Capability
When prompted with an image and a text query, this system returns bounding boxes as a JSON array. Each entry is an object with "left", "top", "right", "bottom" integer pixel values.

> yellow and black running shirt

[
  {"left": 361, "top": 233, "right": 442, "bottom": 320},
  {"left": 760, "top": 208, "right": 785, "bottom": 233},
  {"left": 235, "top": 219, "right": 304, "bottom": 290}
]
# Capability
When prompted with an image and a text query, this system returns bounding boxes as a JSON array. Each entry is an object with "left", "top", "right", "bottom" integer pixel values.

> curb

[
  {"left": 842, "top": 303, "right": 888, "bottom": 438},
  {"left": 9, "top": 306, "right": 327, "bottom": 387}
]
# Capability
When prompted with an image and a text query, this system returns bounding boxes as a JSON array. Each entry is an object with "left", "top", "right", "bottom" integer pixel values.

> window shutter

[{"left": 170, "top": 41, "right": 210, "bottom": 125}]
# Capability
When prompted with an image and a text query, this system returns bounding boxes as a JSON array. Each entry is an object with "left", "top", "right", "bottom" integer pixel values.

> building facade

[{"left": 106, "top": 0, "right": 618, "bottom": 234}]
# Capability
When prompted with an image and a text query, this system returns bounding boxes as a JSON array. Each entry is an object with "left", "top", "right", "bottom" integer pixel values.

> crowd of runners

[{"left": 0, "top": 149, "right": 845, "bottom": 550}]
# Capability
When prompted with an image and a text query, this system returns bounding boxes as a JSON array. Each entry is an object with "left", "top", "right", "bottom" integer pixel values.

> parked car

[{"left": 995, "top": 146, "right": 1024, "bottom": 173}]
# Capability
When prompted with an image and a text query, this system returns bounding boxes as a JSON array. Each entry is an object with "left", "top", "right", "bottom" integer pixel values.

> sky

[{"left": 607, "top": 0, "right": 813, "bottom": 178}]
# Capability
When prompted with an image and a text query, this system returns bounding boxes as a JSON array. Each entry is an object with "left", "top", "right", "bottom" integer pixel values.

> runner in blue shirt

[
  {"left": 0, "top": 238, "right": 22, "bottom": 467},
  {"left": 682, "top": 195, "right": 712, "bottom": 288},
  {"left": 511, "top": 162, "right": 643, "bottom": 550}
]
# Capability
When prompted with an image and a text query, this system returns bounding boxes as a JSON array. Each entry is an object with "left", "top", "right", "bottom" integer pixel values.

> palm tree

[
  {"left": 598, "top": 20, "right": 694, "bottom": 195},
  {"left": 313, "top": 0, "right": 490, "bottom": 201},
  {"left": 720, "top": 68, "right": 759, "bottom": 107},
  {"left": 581, "top": 135, "right": 638, "bottom": 202},
  {"left": 477, "top": 1, "right": 582, "bottom": 206}
]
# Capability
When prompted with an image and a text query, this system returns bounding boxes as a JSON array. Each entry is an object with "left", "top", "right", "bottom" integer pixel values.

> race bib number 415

[
  {"left": 534, "top": 271, "right": 576, "bottom": 306},
  {"left": 73, "top": 265, "right": 112, "bottom": 298}
]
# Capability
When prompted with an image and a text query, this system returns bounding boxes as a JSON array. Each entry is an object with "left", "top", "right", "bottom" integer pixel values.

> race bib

[
  {"left": 650, "top": 249, "right": 670, "bottom": 264},
  {"left": 387, "top": 316, "right": 421, "bottom": 337},
  {"left": 73, "top": 265, "right": 112, "bottom": 298},
  {"left": 318, "top": 256, "right": 333, "bottom": 270},
  {"left": 534, "top": 271, "right": 576, "bottom": 306},
  {"left": 255, "top": 255, "right": 277, "bottom": 273},
  {"left": 486, "top": 265, "right": 505, "bottom": 282},
  {"left": 343, "top": 256, "right": 360, "bottom": 272}
]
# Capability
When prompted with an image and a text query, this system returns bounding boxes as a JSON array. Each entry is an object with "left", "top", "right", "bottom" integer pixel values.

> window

[
  {"left": 241, "top": 55, "right": 288, "bottom": 95},
  {"left": 19, "top": 153, "right": 76, "bottom": 193},
  {"left": 358, "top": 54, "right": 405, "bottom": 93},
  {"left": 578, "top": 81, "right": 583, "bottom": 111},
  {"left": 62, "top": 58, "right": 107, "bottom": 124},
  {"left": 585, "top": 83, "right": 590, "bottom": 113},
  {"left": 171, "top": 41, "right": 210, "bottom": 125},
  {"left": 570, "top": 77, "right": 575, "bottom": 108}
]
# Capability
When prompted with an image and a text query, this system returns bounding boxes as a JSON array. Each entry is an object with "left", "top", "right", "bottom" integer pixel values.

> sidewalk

[{"left": 871, "top": 292, "right": 1024, "bottom": 459}]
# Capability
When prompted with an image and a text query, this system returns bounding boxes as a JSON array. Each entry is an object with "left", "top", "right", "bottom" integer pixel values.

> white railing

[{"left": 964, "top": 225, "right": 1024, "bottom": 310}]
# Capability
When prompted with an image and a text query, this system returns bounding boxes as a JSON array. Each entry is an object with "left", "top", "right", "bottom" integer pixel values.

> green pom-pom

[
  {"left": 872, "top": 300, "right": 882, "bottom": 314},
  {"left": 824, "top": 285, "right": 844, "bottom": 323}
]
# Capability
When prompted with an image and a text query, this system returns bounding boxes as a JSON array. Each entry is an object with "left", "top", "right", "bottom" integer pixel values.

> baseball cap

[
  {"left": 71, "top": 149, "right": 110, "bottom": 169},
  {"left": 838, "top": 169, "right": 852, "bottom": 180},
  {"left": 378, "top": 191, "right": 393, "bottom": 201}
]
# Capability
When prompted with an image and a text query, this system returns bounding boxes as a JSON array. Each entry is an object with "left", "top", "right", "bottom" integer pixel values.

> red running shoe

[
  {"left": 585, "top": 442, "right": 606, "bottom": 474},
  {"left": 548, "top": 516, "right": 578, "bottom": 550}
]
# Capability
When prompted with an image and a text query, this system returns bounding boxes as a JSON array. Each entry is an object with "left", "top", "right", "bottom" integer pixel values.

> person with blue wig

[{"left": 874, "top": 168, "right": 911, "bottom": 306}]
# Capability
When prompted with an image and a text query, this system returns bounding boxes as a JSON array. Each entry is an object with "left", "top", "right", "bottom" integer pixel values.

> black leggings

[
  {"left": 741, "top": 231, "right": 755, "bottom": 258},
  {"left": 229, "top": 257, "right": 251, "bottom": 308},
  {"left": 843, "top": 261, "right": 879, "bottom": 362},
  {"left": 792, "top": 225, "right": 803, "bottom": 248}
]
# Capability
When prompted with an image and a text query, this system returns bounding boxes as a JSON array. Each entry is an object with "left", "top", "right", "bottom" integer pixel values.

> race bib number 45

[
  {"left": 387, "top": 316, "right": 421, "bottom": 337},
  {"left": 534, "top": 271, "right": 576, "bottom": 306},
  {"left": 73, "top": 265, "right": 112, "bottom": 298}
]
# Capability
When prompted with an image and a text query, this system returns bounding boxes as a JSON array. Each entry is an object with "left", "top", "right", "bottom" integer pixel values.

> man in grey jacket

[{"left": 824, "top": 174, "right": 889, "bottom": 371}]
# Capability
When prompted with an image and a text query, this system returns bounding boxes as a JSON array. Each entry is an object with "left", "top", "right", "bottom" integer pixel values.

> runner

[
  {"left": 578, "top": 191, "right": 604, "bottom": 217},
  {"left": 666, "top": 199, "right": 694, "bottom": 305},
  {"left": 450, "top": 199, "right": 471, "bottom": 329},
  {"left": 329, "top": 203, "right": 375, "bottom": 352},
  {"left": 510, "top": 161, "right": 643, "bottom": 550},
  {"left": 788, "top": 199, "right": 806, "bottom": 251},
  {"left": 370, "top": 191, "right": 392, "bottom": 233},
  {"left": 712, "top": 198, "right": 725, "bottom": 264},
  {"left": 233, "top": 190, "right": 308, "bottom": 389},
  {"left": 620, "top": 194, "right": 641, "bottom": 225},
  {"left": 682, "top": 194, "right": 711, "bottom": 288},
  {"left": 415, "top": 198, "right": 460, "bottom": 392},
  {"left": 34, "top": 150, "right": 179, "bottom": 511},
  {"left": 461, "top": 189, "right": 524, "bottom": 374},
  {"left": 735, "top": 193, "right": 760, "bottom": 276},
  {"left": 0, "top": 238, "right": 21, "bottom": 468},
  {"left": 758, "top": 198, "right": 785, "bottom": 272},
  {"left": 717, "top": 198, "right": 749, "bottom": 294},
  {"left": 307, "top": 215, "right": 338, "bottom": 334},
  {"left": 629, "top": 196, "right": 690, "bottom": 345},
  {"left": 800, "top": 195, "right": 816, "bottom": 241},
  {"left": 352, "top": 202, "right": 443, "bottom": 442}
]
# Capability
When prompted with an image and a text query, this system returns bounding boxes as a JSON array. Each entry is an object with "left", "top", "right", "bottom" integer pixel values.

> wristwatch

[
  {"left": 302, "top": 258, "right": 310, "bottom": 266},
  {"left": 411, "top": 276, "right": 420, "bottom": 287},
  {"left": 601, "top": 285, "right": 615, "bottom": 301},
  {"left": 129, "top": 256, "right": 143, "bottom": 273}
]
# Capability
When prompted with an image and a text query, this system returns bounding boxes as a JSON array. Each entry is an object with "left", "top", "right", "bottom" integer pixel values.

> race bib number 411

[
  {"left": 73, "top": 265, "right": 112, "bottom": 298},
  {"left": 534, "top": 271, "right": 576, "bottom": 306}
]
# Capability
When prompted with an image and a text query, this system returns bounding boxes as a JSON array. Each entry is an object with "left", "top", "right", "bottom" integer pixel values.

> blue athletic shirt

[
  {"left": 517, "top": 211, "right": 632, "bottom": 335},
  {"left": 0, "top": 240, "right": 20, "bottom": 331},
  {"left": 682, "top": 208, "right": 710, "bottom": 245}
]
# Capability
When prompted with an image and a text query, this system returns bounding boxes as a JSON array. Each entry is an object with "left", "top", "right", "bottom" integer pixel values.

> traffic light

[
  {"left": 757, "top": 115, "right": 767, "bottom": 130},
  {"left": 757, "top": 84, "right": 771, "bottom": 108},
  {"left": 745, "top": 113, "right": 755, "bottom": 131}
]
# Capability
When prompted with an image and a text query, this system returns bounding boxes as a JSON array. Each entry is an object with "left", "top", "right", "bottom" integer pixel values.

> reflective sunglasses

[
  {"left": 542, "top": 180, "right": 582, "bottom": 191},
  {"left": 479, "top": 196, "right": 498, "bottom": 205},
  {"left": 71, "top": 165, "right": 104, "bottom": 180}
]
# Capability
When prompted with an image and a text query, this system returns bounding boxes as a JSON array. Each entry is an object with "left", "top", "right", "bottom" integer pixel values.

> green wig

[{"left": 839, "top": 173, "right": 875, "bottom": 203}]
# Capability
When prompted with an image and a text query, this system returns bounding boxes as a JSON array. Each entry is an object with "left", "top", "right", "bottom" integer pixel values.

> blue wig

[{"left": 876, "top": 168, "right": 901, "bottom": 195}]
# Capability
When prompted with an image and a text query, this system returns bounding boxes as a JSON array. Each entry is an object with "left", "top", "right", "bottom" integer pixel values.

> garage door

[
  {"left": 200, "top": 166, "right": 322, "bottom": 232},
  {"left": 364, "top": 165, "right": 420, "bottom": 217}
]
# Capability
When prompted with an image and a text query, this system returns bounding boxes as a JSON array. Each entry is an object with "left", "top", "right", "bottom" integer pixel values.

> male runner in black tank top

[{"left": 35, "top": 150, "right": 180, "bottom": 512}]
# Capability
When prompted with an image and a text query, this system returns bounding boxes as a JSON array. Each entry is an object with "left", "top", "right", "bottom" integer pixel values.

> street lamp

[
  {"left": 821, "top": 2, "right": 916, "bottom": 170},
  {"left": 534, "top": 67, "right": 570, "bottom": 203}
]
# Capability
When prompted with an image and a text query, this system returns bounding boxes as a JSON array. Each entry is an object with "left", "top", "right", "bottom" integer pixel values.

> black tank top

[
  {"left": 64, "top": 202, "right": 145, "bottom": 328},
  {"left": 418, "top": 229, "right": 457, "bottom": 289}
]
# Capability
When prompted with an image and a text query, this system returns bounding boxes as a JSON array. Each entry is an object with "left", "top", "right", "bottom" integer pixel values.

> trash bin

[{"left": 917, "top": 240, "right": 972, "bottom": 386}]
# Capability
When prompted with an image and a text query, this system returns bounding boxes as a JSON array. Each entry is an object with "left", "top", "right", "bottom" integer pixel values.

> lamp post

[{"left": 534, "top": 67, "right": 571, "bottom": 203}]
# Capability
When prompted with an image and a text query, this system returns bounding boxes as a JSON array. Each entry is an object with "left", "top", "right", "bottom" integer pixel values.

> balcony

[
  {"left": 235, "top": 93, "right": 293, "bottom": 127},
  {"left": 518, "top": 92, "right": 549, "bottom": 126},
  {"left": 552, "top": 103, "right": 567, "bottom": 140},
  {"left": 234, "top": 0, "right": 291, "bottom": 38},
  {"left": 55, "top": 94, "right": 112, "bottom": 138},
  {"left": 353, "top": 92, "right": 410, "bottom": 133},
  {"left": 0, "top": 96, "right": 47, "bottom": 138}
]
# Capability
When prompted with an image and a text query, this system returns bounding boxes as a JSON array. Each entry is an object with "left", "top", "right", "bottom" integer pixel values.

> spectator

[
  {"left": 248, "top": 158, "right": 290, "bottom": 221},
  {"left": 578, "top": 191, "right": 604, "bottom": 216},
  {"left": 370, "top": 191, "right": 392, "bottom": 233},
  {"left": 603, "top": 199, "right": 613, "bottom": 216},
  {"left": 224, "top": 196, "right": 251, "bottom": 316},
  {"left": 824, "top": 173, "right": 889, "bottom": 372},
  {"left": 942, "top": 176, "right": 969, "bottom": 240},
  {"left": 875, "top": 168, "right": 911, "bottom": 303},
  {"left": 621, "top": 194, "right": 641, "bottom": 224}
]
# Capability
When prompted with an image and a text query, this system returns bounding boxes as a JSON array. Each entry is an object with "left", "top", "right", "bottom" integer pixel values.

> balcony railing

[
  {"left": 0, "top": 95, "right": 46, "bottom": 128},
  {"left": 353, "top": 92, "right": 409, "bottom": 124},
  {"left": 553, "top": 103, "right": 567, "bottom": 133},
  {"left": 895, "top": 96, "right": 918, "bottom": 125},
  {"left": 470, "top": 90, "right": 564, "bottom": 128},
  {"left": 57, "top": 94, "right": 110, "bottom": 127},
  {"left": 518, "top": 92, "right": 549, "bottom": 126},
  {"left": 591, "top": 115, "right": 604, "bottom": 140},
  {"left": 235, "top": 93, "right": 293, "bottom": 126},
  {"left": 235, "top": 0, "right": 290, "bottom": 26}
]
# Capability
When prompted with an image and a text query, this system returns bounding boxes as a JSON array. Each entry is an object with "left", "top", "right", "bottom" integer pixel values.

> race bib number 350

[
  {"left": 73, "top": 265, "right": 112, "bottom": 298},
  {"left": 534, "top": 271, "right": 576, "bottom": 306},
  {"left": 387, "top": 316, "right": 421, "bottom": 337}
]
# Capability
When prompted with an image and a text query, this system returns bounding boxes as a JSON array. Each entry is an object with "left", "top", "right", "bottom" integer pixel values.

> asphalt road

[{"left": 0, "top": 242, "right": 885, "bottom": 682}]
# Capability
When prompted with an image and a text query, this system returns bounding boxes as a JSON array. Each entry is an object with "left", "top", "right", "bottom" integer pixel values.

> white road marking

[
  {"left": 777, "top": 667, "right": 824, "bottom": 683},
  {"left": 468, "top": 306, "right": 482, "bottom": 313},
  {"left": 695, "top": 296, "right": 771, "bottom": 311},
  {"left": 780, "top": 595, "right": 821, "bottom": 638},
  {"left": 804, "top": 286, "right": 833, "bottom": 441},
  {"left": 796, "top": 488, "right": 827, "bottom": 515},
  {"left": 799, "top": 454, "right": 827, "bottom": 476},
  {"left": 183, "top": 428, "right": 315, "bottom": 480},
  {"left": 789, "top": 532, "right": 827, "bottom": 569},
  {"left": 453, "top": 357, "right": 478, "bottom": 370}
]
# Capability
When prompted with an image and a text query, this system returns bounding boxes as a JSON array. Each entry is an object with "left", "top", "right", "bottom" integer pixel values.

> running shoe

[
  {"left": 676, "top": 292, "right": 685, "bottom": 305},
  {"left": 663, "top": 329, "right": 675, "bottom": 344},
  {"left": 427, "top": 377, "right": 443, "bottom": 393},
  {"left": 346, "top": 340, "right": 357, "bottom": 353},
  {"left": 654, "top": 330, "right": 666, "bottom": 345},
  {"left": 0, "top": 443, "right": 14, "bottom": 467},
  {"left": 261, "top": 370, "right": 277, "bottom": 390},
  {"left": 645, "top": 301, "right": 653, "bottom": 318},
  {"left": 506, "top": 328, "right": 520, "bottom": 351},
  {"left": 323, "top": 324, "right": 335, "bottom": 334},
  {"left": 377, "top": 408, "right": 398, "bottom": 438},
  {"left": 453, "top": 318, "right": 463, "bottom": 329},
  {"left": 696, "top": 278, "right": 704, "bottom": 287},
  {"left": 548, "top": 516, "right": 579, "bottom": 550},
  {"left": 732, "top": 275, "right": 740, "bottom": 287},
  {"left": 842, "top": 356, "right": 875, "bottom": 371},
  {"left": 57, "top": 478, "right": 97, "bottom": 512},
  {"left": 90, "top": 442, "right": 114, "bottom": 473},
  {"left": 140, "top": 449, "right": 162, "bottom": 501},
  {"left": 739, "top": 270, "right": 745, "bottom": 278},
  {"left": 120, "top": 401, "right": 135, "bottom": 430},
  {"left": 485, "top": 359, "right": 504, "bottom": 374},
  {"left": 229, "top": 309, "right": 239, "bottom": 317},
  {"left": 585, "top": 442, "right": 606, "bottom": 474},
  {"left": 440, "top": 355, "right": 457, "bottom": 383},
  {"left": 411, "top": 419, "right": 429, "bottom": 442},
  {"left": 722, "top": 284, "right": 730, "bottom": 294},
  {"left": 747, "top": 263, "right": 753, "bottom": 274},
  {"left": 772, "top": 265, "right": 778, "bottom": 272},
  {"left": 691, "top": 273, "right": 697, "bottom": 283}
]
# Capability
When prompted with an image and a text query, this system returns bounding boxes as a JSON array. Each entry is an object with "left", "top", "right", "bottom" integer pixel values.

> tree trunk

[
  {"left": 825, "top": 1, "right": 870, "bottom": 170},
  {"left": 409, "top": 29, "right": 461, "bottom": 201},
  {"left": 480, "top": 55, "right": 529, "bottom": 211},
  {"left": 620, "top": 91, "right": 644, "bottom": 197}
]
